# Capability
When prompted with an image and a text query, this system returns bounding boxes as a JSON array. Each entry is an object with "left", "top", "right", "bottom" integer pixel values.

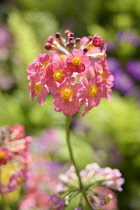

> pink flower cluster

[
  {"left": 0, "top": 125, "right": 32, "bottom": 194},
  {"left": 59, "top": 163, "right": 124, "bottom": 209},
  {"left": 19, "top": 166, "right": 65, "bottom": 210},
  {"left": 27, "top": 30, "right": 114, "bottom": 116},
  {"left": 59, "top": 163, "right": 124, "bottom": 192}
]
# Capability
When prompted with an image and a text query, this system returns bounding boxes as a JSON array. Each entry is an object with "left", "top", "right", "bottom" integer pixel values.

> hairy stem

[{"left": 65, "top": 116, "right": 92, "bottom": 209}]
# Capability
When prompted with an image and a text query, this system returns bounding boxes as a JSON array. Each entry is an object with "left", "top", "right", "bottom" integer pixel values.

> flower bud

[
  {"left": 65, "top": 29, "right": 71, "bottom": 36},
  {"left": 45, "top": 43, "right": 52, "bottom": 50},
  {"left": 47, "top": 36, "right": 54, "bottom": 43},
  {"left": 55, "top": 32, "right": 61, "bottom": 39},
  {"left": 83, "top": 48, "right": 88, "bottom": 54},
  {"left": 92, "top": 36, "right": 104, "bottom": 47}
]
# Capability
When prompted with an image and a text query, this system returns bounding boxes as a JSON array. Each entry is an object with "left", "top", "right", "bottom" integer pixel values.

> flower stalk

[{"left": 65, "top": 116, "right": 92, "bottom": 209}]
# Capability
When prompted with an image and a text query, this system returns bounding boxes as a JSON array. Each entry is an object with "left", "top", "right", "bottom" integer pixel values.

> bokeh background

[{"left": 0, "top": 0, "right": 140, "bottom": 209}]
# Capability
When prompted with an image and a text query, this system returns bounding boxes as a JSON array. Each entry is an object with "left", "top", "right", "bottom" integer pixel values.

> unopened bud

[
  {"left": 92, "top": 36, "right": 104, "bottom": 47},
  {"left": 88, "top": 36, "right": 93, "bottom": 41},
  {"left": 83, "top": 48, "right": 88, "bottom": 54},
  {"left": 55, "top": 32, "right": 61, "bottom": 39},
  {"left": 45, "top": 43, "right": 52, "bottom": 50},
  {"left": 69, "top": 37, "right": 74, "bottom": 42},
  {"left": 75, "top": 38, "right": 81, "bottom": 48},
  {"left": 47, "top": 36, "right": 54, "bottom": 43},
  {"left": 65, "top": 29, "right": 71, "bottom": 36},
  {"left": 75, "top": 38, "right": 81, "bottom": 43},
  {"left": 70, "top": 33, "right": 74, "bottom": 37}
]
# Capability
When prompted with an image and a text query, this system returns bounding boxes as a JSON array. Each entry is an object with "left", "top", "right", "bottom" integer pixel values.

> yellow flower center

[
  {"left": 53, "top": 70, "right": 63, "bottom": 81},
  {"left": 105, "top": 195, "right": 111, "bottom": 204},
  {"left": 42, "top": 61, "right": 49, "bottom": 69},
  {"left": 59, "top": 55, "right": 66, "bottom": 61},
  {"left": 100, "top": 70, "right": 105, "bottom": 80},
  {"left": 72, "top": 57, "right": 81, "bottom": 65},
  {"left": 0, "top": 152, "right": 6, "bottom": 159},
  {"left": 89, "top": 86, "right": 98, "bottom": 97},
  {"left": 17, "top": 177, "right": 24, "bottom": 185},
  {"left": 61, "top": 88, "right": 73, "bottom": 99},
  {"left": 35, "top": 83, "right": 41, "bottom": 95}
]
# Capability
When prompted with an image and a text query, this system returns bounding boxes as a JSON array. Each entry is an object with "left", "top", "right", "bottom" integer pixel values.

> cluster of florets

[
  {"left": 59, "top": 163, "right": 124, "bottom": 210},
  {"left": 19, "top": 173, "right": 65, "bottom": 210},
  {"left": 27, "top": 30, "right": 114, "bottom": 116},
  {"left": 0, "top": 125, "right": 32, "bottom": 194}
]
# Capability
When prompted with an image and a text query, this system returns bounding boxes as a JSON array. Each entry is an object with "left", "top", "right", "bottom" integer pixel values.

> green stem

[{"left": 65, "top": 116, "right": 92, "bottom": 210}]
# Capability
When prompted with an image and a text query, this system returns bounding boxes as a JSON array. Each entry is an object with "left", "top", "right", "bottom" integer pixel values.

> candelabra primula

[
  {"left": 27, "top": 30, "right": 114, "bottom": 116},
  {"left": 0, "top": 125, "right": 32, "bottom": 194},
  {"left": 19, "top": 172, "right": 65, "bottom": 210},
  {"left": 26, "top": 30, "right": 124, "bottom": 210}
]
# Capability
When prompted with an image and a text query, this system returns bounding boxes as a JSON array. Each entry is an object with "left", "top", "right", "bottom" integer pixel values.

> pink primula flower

[
  {"left": 94, "top": 58, "right": 114, "bottom": 88},
  {"left": 53, "top": 52, "right": 68, "bottom": 62},
  {"left": 46, "top": 61, "right": 71, "bottom": 87},
  {"left": 0, "top": 146, "right": 12, "bottom": 165},
  {"left": 19, "top": 192, "right": 51, "bottom": 210},
  {"left": 78, "top": 63, "right": 96, "bottom": 79},
  {"left": 81, "top": 77, "right": 106, "bottom": 115},
  {"left": 66, "top": 49, "right": 90, "bottom": 73},
  {"left": 27, "top": 53, "right": 54, "bottom": 80},
  {"left": 10, "top": 124, "right": 25, "bottom": 141},
  {"left": 8, "top": 168, "right": 29, "bottom": 193},
  {"left": 59, "top": 163, "right": 124, "bottom": 193},
  {"left": 100, "top": 167, "right": 125, "bottom": 192},
  {"left": 29, "top": 74, "right": 49, "bottom": 105},
  {"left": 53, "top": 77, "right": 83, "bottom": 117},
  {"left": 26, "top": 59, "right": 39, "bottom": 80}
]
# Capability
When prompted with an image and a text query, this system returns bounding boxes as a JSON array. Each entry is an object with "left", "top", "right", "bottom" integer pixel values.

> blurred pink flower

[
  {"left": 29, "top": 74, "right": 49, "bottom": 105},
  {"left": 0, "top": 146, "right": 12, "bottom": 165}
]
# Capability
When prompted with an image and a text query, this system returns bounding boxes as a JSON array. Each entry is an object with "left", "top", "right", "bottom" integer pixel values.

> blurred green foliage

[{"left": 0, "top": 0, "right": 140, "bottom": 209}]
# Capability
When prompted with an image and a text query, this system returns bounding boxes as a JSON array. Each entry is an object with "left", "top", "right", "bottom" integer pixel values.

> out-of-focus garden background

[{"left": 0, "top": 0, "right": 140, "bottom": 209}]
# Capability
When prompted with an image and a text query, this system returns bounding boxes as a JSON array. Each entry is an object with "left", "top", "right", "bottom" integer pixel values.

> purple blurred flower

[
  {"left": 51, "top": 195, "right": 65, "bottom": 210},
  {"left": 116, "top": 31, "right": 140, "bottom": 46},
  {"left": 72, "top": 116, "right": 90, "bottom": 133},
  {"left": 126, "top": 60, "right": 140, "bottom": 81},
  {"left": 0, "top": 67, "right": 15, "bottom": 90},
  {"left": 32, "top": 129, "right": 61, "bottom": 156},
  {"left": 107, "top": 41, "right": 116, "bottom": 52},
  {"left": 0, "top": 26, "right": 12, "bottom": 48},
  {"left": 113, "top": 69, "right": 134, "bottom": 95},
  {"left": 0, "top": 26, "right": 13, "bottom": 60},
  {"left": 107, "top": 57, "right": 121, "bottom": 72}
]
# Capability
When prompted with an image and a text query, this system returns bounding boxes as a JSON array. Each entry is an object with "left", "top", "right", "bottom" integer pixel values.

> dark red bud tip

[
  {"left": 47, "top": 36, "right": 54, "bottom": 43},
  {"left": 88, "top": 36, "right": 93, "bottom": 41},
  {"left": 69, "top": 40, "right": 74, "bottom": 46},
  {"left": 92, "top": 36, "right": 104, "bottom": 47},
  {"left": 65, "top": 29, "right": 71, "bottom": 35},
  {"left": 83, "top": 48, "right": 88, "bottom": 54},
  {"left": 69, "top": 37, "right": 74, "bottom": 42},
  {"left": 55, "top": 32, "right": 61, "bottom": 39},
  {"left": 69, "top": 33, "right": 74, "bottom": 37},
  {"left": 45, "top": 43, "right": 52, "bottom": 50},
  {"left": 75, "top": 38, "right": 81, "bottom": 42}
]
